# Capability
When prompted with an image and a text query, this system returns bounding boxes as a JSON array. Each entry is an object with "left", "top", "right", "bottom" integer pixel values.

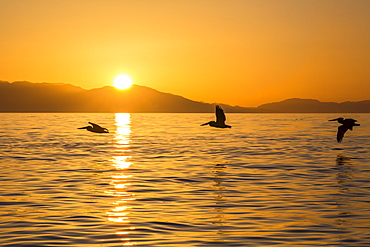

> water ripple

[{"left": 0, "top": 113, "right": 370, "bottom": 246}]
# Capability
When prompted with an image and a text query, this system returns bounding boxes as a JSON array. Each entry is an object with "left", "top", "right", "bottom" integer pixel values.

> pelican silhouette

[
  {"left": 201, "top": 105, "right": 231, "bottom": 128},
  {"left": 78, "top": 122, "right": 109, "bottom": 133},
  {"left": 329, "top": 117, "right": 360, "bottom": 142}
]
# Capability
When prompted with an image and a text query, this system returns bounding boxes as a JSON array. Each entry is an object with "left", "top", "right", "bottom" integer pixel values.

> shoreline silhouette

[{"left": 1, "top": 81, "right": 370, "bottom": 113}]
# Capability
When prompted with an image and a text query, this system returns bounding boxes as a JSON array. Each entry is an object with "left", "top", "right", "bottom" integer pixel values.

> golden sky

[{"left": 0, "top": 0, "right": 369, "bottom": 107}]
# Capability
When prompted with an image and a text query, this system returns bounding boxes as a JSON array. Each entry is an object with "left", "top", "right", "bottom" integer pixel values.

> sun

[{"left": 113, "top": 74, "right": 133, "bottom": 90}]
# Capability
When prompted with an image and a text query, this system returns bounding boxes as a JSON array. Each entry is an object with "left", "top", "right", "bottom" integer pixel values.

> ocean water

[{"left": 0, "top": 113, "right": 370, "bottom": 246}]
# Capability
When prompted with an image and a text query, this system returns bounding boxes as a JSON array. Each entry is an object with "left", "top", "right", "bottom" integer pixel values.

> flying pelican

[
  {"left": 329, "top": 117, "right": 360, "bottom": 142},
  {"left": 78, "top": 122, "right": 109, "bottom": 133},
  {"left": 201, "top": 105, "right": 231, "bottom": 128}
]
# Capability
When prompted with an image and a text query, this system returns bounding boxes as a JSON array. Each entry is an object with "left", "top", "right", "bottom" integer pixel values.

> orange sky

[{"left": 0, "top": 0, "right": 369, "bottom": 107}]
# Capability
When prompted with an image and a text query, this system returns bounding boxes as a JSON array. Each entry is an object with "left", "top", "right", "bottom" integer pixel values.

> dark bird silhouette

[
  {"left": 78, "top": 122, "right": 109, "bottom": 133},
  {"left": 329, "top": 117, "right": 360, "bottom": 142},
  {"left": 201, "top": 105, "right": 231, "bottom": 128}
]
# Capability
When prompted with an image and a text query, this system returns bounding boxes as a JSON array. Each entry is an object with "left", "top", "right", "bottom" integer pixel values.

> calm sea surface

[{"left": 0, "top": 113, "right": 370, "bottom": 246}]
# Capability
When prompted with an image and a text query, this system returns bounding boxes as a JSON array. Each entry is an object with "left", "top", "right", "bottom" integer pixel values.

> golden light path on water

[{"left": 106, "top": 113, "right": 136, "bottom": 245}]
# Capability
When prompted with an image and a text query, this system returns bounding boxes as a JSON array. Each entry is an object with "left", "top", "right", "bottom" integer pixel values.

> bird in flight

[
  {"left": 329, "top": 117, "right": 360, "bottom": 142},
  {"left": 201, "top": 105, "right": 231, "bottom": 128},
  {"left": 78, "top": 122, "right": 109, "bottom": 133}
]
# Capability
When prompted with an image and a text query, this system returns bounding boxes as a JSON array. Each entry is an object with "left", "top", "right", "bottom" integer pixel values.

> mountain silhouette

[
  {"left": 257, "top": 98, "right": 370, "bottom": 113},
  {"left": 0, "top": 81, "right": 257, "bottom": 113},
  {"left": 1, "top": 81, "right": 369, "bottom": 113}
]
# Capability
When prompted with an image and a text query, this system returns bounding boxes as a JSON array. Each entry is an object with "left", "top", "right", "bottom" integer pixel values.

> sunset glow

[
  {"left": 0, "top": 1, "right": 369, "bottom": 106},
  {"left": 113, "top": 75, "right": 133, "bottom": 90}
]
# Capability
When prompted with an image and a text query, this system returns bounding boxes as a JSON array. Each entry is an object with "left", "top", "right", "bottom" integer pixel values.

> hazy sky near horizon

[{"left": 0, "top": 0, "right": 369, "bottom": 107}]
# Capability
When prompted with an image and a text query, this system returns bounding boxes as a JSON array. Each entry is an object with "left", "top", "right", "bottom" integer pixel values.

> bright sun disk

[{"left": 113, "top": 75, "right": 133, "bottom": 90}]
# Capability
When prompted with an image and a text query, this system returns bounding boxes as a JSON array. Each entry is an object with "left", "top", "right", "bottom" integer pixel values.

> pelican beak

[
  {"left": 328, "top": 118, "right": 339, "bottom": 121},
  {"left": 200, "top": 122, "right": 210, "bottom": 126},
  {"left": 78, "top": 126, "right": 89, "bottom": 129}
]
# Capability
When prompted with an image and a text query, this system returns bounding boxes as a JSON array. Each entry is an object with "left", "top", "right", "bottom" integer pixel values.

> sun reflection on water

[{"left": 106, "top": 113, "right": 136, "bottom": 245}]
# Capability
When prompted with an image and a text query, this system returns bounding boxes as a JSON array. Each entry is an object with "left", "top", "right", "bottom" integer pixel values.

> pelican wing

[
  {"left": 88, "top": 122, "right": 103, "bottom": 128},
  {"left": 215, "top": 105, "right": 226, "bottom": 124},
  {"left": 337, "top": 125, "right": 349, "bottom": 143}
]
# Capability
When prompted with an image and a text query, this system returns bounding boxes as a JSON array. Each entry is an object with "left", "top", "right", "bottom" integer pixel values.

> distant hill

[
  {"left": 0, "top": 81, "right": 369, "bottom": 113},
  {"left": 0, "top": 81, "right": 257, "bottom": 113},
  {"left": 257, "top": 98, "right": 370, "bottom": 113}
]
